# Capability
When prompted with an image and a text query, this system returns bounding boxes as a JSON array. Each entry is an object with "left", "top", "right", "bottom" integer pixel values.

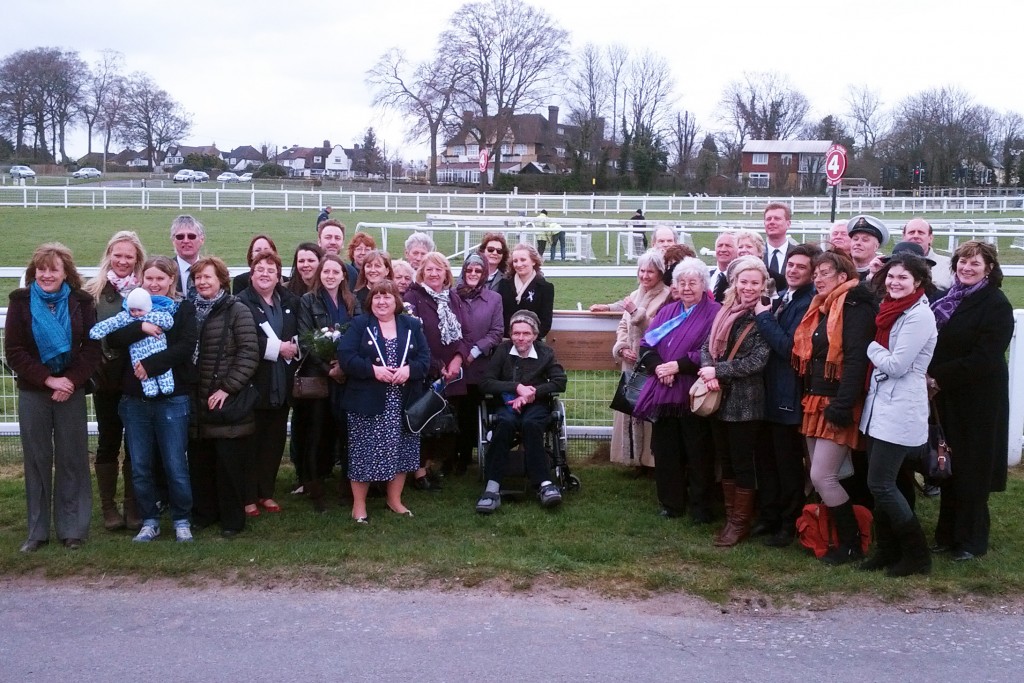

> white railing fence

[{"left": 2, "top": 185, "right": 1022, "bottom": 215}]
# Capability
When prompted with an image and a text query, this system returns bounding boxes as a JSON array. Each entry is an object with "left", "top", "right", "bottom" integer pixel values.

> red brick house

[{"left": 740, "top": 140, "right": 832, "bottom": 192}]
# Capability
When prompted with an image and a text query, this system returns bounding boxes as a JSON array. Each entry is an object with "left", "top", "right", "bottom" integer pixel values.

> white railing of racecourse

[
  {"left": 0, "top": 307, "right": 1022, "bottom": 466},
  {"left": 1, "top": 184, "right": 1023, "bottom": 215}
]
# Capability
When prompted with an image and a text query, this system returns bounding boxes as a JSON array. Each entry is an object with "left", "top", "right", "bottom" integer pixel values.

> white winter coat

[{"left": 859, "top": 295, "right": 937, "bottom": 447}]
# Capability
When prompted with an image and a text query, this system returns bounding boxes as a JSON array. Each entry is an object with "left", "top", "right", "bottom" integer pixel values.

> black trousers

[
  {"left": 651, "top": 412, "right": 714, "bottom": 516},
  {"left": 755, "top": 422, "right": 807, "bottom": 527},
  {"left": 711, "top": 419, "right": 760, "bottom": 489},
  {"left": 246, "top": 405, "right": 290, "bottom": 503},
  {"left": 935, "top": 483, "right": 991, "bottom": 556},
  {"left": 189, "top": 435, "right": 248, "bottom": 533},
  {"left": 485, "top": 403, "right": 551, "bottom": 487},
  {"left": 93, "top": 390, "right": 127, "bottom": 466},
  {"left": 453, "top": 386, "right": 483, "bottom": 466}
]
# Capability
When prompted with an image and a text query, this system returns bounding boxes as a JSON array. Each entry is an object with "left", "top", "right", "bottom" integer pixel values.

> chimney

[
  {"left": 323, "top": 139, "right": 330, "bottom": 148},
  {"left": 463, "top": 110, "right": 474, "bottom": 125},
  {"left": 548, "top": 106, "right": 559, "bottom": 126}
]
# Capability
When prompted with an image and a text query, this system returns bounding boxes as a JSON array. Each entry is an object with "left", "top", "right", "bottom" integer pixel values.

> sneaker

[
  {"left": 132, "top": 525, "right": 159, "bottom": 543},
  {"left": 538, "top": 483, "right": 562, "bottom": 509},
  {"left": 175, "top": 526, "right": 194, "bottom": 543}
]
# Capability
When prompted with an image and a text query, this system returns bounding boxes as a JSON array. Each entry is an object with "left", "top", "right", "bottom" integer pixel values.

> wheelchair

[{"left": 476, "top": 394, "right": 581, "bottom": 500}]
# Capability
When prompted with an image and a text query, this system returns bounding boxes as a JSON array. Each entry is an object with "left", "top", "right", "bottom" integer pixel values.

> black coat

[
  {"left": 754, "top": 283, "right": 813, "bottom": 425},
  {"left": 106, "top": 299, "right": 198, "bottom": 398},
  {"left": 480, "top": 340, "right": 567, "bottom": 407},
  {"left": 928, "top": 284, "right": 1013, "bottom": 497},
  {"left": 497, "top": 276, "right": 554, "bottom": 338},
  {"left": 236, "top": 285, "right": 301, "bottom": 410}
]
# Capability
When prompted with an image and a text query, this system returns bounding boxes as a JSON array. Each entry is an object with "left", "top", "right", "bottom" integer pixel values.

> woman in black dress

[{"left": 497, "top": 242, "right": 554, "bottom": 338}]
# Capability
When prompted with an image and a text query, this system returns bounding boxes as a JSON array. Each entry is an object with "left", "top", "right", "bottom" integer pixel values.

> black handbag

[
  {"left": 921, "top": 400, "right": 952, "bottom": 482},
  {"left": 404, "top": 382, "right": 458, "bottom": 436},
  {"left": 609, "top": 350, "right": 656, "bottom": 416},
  {"left": 203, "top": 308, "right": 259, "bottom": 425}
]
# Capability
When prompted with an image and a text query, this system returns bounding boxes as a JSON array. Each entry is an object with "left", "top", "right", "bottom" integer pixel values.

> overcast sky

[{"left": 7, "top": 0, "right": 1022, "bottom": 161}]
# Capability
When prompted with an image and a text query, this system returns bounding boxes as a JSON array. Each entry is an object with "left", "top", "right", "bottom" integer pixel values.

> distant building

[{"left": 740, "top": 140, "right": 832, "bottom": 192}]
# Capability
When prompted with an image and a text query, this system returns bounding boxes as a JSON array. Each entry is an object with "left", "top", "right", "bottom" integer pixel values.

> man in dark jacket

[
  {"left": 316, "top": 206, "right": 331, "bottom": 230},
  {"left": 752, "top": 244, "right": 820, "bottom": 546},
  {"left": 476, "top": 310, "right": 567, "bottom": 514}
]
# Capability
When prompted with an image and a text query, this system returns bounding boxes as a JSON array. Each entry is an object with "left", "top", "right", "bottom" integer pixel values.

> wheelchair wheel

[{"left": 476, "top": 402, "right": 491, "bottom": 482}]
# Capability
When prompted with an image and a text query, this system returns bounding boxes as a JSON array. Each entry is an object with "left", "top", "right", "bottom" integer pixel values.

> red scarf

[{"left": 874, "top": 287, "right": 925, "bottom": 350}]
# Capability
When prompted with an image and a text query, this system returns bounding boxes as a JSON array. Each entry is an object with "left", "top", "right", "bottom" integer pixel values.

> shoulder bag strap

[{"left": 726, "top": 322, "right": 755, "bottom": 361}]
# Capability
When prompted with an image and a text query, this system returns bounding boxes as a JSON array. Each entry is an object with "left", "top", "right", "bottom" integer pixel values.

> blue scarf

[
  {"left": 643, "top": 300, "right": 696, "bottom": 347},
  {"left": 122, "top": 293, "right": 177, "bottom": 315},
  {"left": 30, "top": 281, "right": 72, "bottom": 374}
]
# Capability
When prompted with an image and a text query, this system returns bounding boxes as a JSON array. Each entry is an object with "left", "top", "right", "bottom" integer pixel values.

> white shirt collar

[{"left": 509, "top": 343, "right": 539, "bottom": 359}]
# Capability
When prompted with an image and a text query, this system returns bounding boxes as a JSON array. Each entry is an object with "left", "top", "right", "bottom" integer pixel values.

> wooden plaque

[{"left": 544, "top": 330, "right": 619, "bottom": 371}]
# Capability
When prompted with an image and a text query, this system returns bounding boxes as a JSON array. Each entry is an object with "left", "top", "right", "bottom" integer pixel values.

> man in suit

[
  {"left": 902, "top": 217, "right": 952, "bottom": 292},
  {"left": 317, "top": 219, "right": 358, "bottom": 289},
  {"left": 752, "top": 243, "right": 821, "bottom": 546},
  {"left": 763, "top": 202, "right": 795, "bottom": 293},
  {"left": 709, "top": 231, "right": 737, "bottom": 303},
  {"left": 171, "top": 214, "right": 205, "bottom": 296}
]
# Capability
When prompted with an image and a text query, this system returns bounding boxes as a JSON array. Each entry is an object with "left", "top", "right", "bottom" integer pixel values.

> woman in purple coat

[
  {"left": 634, "top": 257, "right": 720, "bottom": 523},
  {"left": 451, "top": 253, "right": 504, "bottom": 475},
  {"left": 403, "top": 252, "right": 468, "bottom": 489}
]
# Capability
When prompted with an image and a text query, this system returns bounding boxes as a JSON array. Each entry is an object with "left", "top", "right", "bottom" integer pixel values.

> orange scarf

[{"left": 792, "top": 278, "right": 859, "bottom": 381}]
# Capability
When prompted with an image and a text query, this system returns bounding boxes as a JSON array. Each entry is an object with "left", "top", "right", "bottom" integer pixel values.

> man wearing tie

[
  {"left": 170, "top": 214, "right": 205, "bottom": 296},
  {"left": 708, "top": 231, "right": 737, "bottom": 303},
  {"left": 752, "top": 243, "right": 820, "bottom": 547},
  {"left": 763, "top": 202, "right": 795, "bottom": 293}
]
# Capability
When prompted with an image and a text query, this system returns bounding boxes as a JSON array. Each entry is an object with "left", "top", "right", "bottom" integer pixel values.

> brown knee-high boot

[
  {"left": 715, "top": 487, "right": 755, "bottom": 547},
  {"left": 122, "top": 459, "right": 142, "bottom": 530},
  {"left": 714, "top": 480, "right": 737, "bottom": 544},
  {"left": 95, "top": 462, "right": 125, "bottom": 531}
]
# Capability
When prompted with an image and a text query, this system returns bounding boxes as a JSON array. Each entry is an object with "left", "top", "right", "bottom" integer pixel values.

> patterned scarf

[
  {"left": 106, "top": 270, "right": 140, "bottom": 296},
  {"left": 30, "top": 281, "right": 72, "bottom": 374},
  {"left": 190, "top": 288, "right": 226, "bottom": 363},
  {"left": 792, "top": 278, "right": 859, "bottom": 380},
  {"left": 931, "top": 276, "right": 988, "bottom": 331},
  {"left": 424, "top": 286, "right": 463, "bottom": 345}
]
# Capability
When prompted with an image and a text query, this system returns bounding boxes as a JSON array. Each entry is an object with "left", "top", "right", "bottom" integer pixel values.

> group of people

[
  {"left": 611, "top": 203, "right": 1012, "bottom": 576},
  {"left": 8, "top": 215, "right": 564, "bottom": 551},
  {"left": 8, "top": 204, "right": 1013, "bottom": 575}
]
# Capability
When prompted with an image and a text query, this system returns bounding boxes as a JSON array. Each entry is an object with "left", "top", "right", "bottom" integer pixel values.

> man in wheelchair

[{"left": 476, "top": 310, "right": 568, "bottom": 514}]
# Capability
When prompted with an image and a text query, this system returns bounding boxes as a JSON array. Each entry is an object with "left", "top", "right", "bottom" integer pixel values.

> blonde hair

[
  {"left": 414, "top": 251, "right": 454, "bottom": 289},
  {"left": 734, "top": 229, "right": 765, "bottom": 257},
  {"left": 85, "top": 231, "right": 147, "bottom": 300},
  {"left": 722, "top": 255, "right": 770, "bottom": 307}
]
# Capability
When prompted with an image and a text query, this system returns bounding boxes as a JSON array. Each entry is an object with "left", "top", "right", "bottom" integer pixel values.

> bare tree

[
  {"left": 625, "top": 50, "right": 675, "bottom": 134},
  {"left": 718, "top": 71, "right": 810, "bottom": 141},
  {"left": 844, "top": 84, "right": 887, "bottom": 155},
  {"left": 991, "top": 111, "right": 1024, "bottom": 186},
  {"left": 116, "top": 73, "right": 190, "bottom": 169},
  {"left": 605, "top": 44, "right": 629, "bottom": 145},
  {"left": 670, "top": 109, "right": 699, "bottom": 179},
  {"left": 97, "top": 75, "right": 126, "bottom": 164},
  {"left": 440, "top": 0, "right": 569, "bottom": 188},
  {"left": 80, "top": 50, "right": 123, "bottom": 160},
  {"left": 566, "top": 43, "right": 609, "bottom": 122},
  {"left": 0, "top": 51, "right": 34, "bottom": 154},
  {"left": 367, "top": 48, "right": 467, "bottom": 185}
]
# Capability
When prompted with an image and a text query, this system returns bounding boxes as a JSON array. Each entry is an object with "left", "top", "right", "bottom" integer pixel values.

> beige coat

[{"left": 610, "top": 282, "right": 670, "bottom": 466}]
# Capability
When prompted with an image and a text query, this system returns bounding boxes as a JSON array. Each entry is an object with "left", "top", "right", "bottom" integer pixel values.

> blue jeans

[{"left": 120, "top": 395, "right": 192, "bottom": 526}]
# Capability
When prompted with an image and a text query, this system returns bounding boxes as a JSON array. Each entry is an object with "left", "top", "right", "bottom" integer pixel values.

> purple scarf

[
  {"left": 931, "top": 276, "right": 987, "bottom": 331},
  {"left": 633, "top": 295, "right": 720, "bottom": 421}
]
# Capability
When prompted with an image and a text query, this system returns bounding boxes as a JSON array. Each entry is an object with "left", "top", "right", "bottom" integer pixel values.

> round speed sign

[{"left": 825, "top": 144, "right": 848, "bottom": 186}]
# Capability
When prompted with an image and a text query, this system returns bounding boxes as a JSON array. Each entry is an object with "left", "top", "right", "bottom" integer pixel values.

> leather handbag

[
  {"left": 688, "top": 322, "right": 754, "bottom": 418},
  {"left": 921, "top": 400, "right": 952, "bottom": 482},
  {"left": 291, "top": 355, "right": 329, "bottom": 400},
  {"left": 602, "top": 352, "right": 651, "bottom": 417},
  {"left": 404, "top": 382, "right": 458, "bottom": 436}
]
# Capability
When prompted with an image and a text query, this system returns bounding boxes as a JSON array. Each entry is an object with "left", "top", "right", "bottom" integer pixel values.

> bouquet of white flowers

[{"left": 301, "top": 323, "right": 345, "bottom": 362}]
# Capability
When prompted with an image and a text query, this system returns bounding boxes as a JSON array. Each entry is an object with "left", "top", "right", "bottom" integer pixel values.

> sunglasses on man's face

[{"left": 174, "top": 233, "right": 199, "bottom": 241}]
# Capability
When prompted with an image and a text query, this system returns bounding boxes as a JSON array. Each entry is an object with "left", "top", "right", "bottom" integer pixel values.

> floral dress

[{"left": 346, "top": 336, "right": 420, "bottom": 481}]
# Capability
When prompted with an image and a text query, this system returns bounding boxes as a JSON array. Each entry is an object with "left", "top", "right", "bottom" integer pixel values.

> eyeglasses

[
  {"left": 484, "top": 247, "right": 504, "bottom": 254},
  {"left": 253, "top": 267, "right": 278, "bottom": 275},
  {"left": 813, "top": 269, "right": 837, "bottom": 279},
  {"left": 174, "top": 233, "right": 199, "bottom": 241}
]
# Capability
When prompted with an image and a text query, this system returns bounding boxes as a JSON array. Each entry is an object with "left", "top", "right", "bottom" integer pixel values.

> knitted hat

[
  {"left": 463, "top": 253, "right": 486, "bottom": 271},
  {"left": 125, "top": 287, "right": 152, "bottom": 313},
  {"left": 509, "top": 309, "right": 540, "bottom": 335}
]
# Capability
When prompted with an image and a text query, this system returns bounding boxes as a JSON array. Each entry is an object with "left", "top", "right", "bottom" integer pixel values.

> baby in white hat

[{"left": 90, "top": 288, "right": 176, "bottom": 397}]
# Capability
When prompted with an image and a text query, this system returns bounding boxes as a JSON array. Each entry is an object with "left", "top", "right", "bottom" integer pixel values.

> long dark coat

[{"left": 928, "top": 284, "right": 1013, "bottom": 497}]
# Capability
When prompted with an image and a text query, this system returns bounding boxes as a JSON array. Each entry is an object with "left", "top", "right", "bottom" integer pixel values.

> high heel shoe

[{"left": 388, "top": 507, "right": 414, "bottom": 517}]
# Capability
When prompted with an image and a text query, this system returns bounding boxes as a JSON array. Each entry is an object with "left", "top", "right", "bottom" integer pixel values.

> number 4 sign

[{"left": 825, "top": 144, "right": 847, "bottom": 186}]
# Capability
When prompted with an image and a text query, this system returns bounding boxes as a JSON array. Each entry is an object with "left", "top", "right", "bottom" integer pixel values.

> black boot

[
  {"left": 859, "top": 509, "right": 900, "bottom": 571},
  {"left": 821, "top": 502, "right": 864, "bottom": 566},
  {"left": 886, "top": 516, "right": 932, "bottom": 577}
]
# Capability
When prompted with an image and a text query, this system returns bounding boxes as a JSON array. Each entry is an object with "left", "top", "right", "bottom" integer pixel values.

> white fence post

[{"left": 1007, "top": 310, "right": 1024, "bottom": 466}]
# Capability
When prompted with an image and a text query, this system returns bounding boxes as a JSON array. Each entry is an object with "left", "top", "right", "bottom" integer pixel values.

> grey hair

[
  {"left": 672, "top": 257, "right": 710, "bottom": 291},
  {"left": 636, "top": 248, "right": 666, "bottom": 275},
  {"left": 170, "top": 214, "right": 205, "bottom": 239},
  {"left": 651, "top": 226, "right": 676, "bottom": 244},
  {"left": 734, "top": 229, "right": 764, "bottom": 254},
  {"left": 391, "top": 258, "right": 415, "bottom": 278},
  {"left": 405, "top": 232, "right": 435, "bottom": 253}
]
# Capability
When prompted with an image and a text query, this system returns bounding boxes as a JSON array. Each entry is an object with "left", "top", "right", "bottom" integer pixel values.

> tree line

[{"left": 368, "top": 0, "right": 1024, "bottom": 192}]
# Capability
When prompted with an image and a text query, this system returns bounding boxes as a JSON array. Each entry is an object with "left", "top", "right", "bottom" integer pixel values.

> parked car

[
  {"left": 9, "top": 165, "right": 36, "bottom": 179},
  {"left": 173, "top": 169, "right": 195, "bottom": 182},
  {"left": 238, "top": 172, "right": 253, "bottom": 182},
  {"left": 71, "top": 167, "right": 102, "bottom": 179},
  {"left": 193, "top": 170, "right": 209, "bottom": 182},
  {"left": 217, "top": 172, "right": 240, "bottom": 183}
]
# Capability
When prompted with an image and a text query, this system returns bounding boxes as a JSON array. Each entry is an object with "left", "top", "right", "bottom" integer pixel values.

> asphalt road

[{"left": 2, "top": 584, "right": 1022, "bottom": 682}]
